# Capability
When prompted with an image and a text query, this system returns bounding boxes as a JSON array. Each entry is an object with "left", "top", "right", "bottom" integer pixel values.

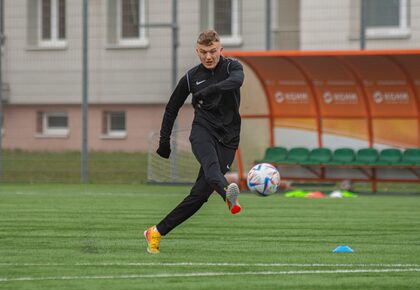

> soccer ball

[{"left": 247, "top": 163, "right": 281, "bottom": 196}]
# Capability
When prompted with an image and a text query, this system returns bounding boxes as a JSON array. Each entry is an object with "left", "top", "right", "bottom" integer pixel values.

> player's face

[{"left": 196, "top": 42, "right": 223, "bottom": 70}]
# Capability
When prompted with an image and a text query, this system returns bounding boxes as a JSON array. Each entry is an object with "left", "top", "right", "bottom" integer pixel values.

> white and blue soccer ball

[{"left": 247, "top": 163, "right": 281, "bottom": 196}]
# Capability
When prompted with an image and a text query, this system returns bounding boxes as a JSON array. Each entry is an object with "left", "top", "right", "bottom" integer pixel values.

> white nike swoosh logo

[{"left": 196, "top": 80, "right": 206, "bottom": 85}]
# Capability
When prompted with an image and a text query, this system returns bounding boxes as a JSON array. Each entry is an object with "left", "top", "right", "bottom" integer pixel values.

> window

[
  {"left": 37, "top": 112, "right": 69, "bottom": 137},
  {"left": 107, "top": 0, "right": 148, "bottom": 48},
  {"left": 102, "top": 111, "right": 126, "bottom": 138},
  {"left": 39, "top": 0, "right": 66, "bottom": 47},
  {"left": 202, "top": 0, "right": 242, "bottom": 46},
  {"left": 27, "top": 0, "right": 67, "bottom": 48},
  {"left": 365, "top": 0, "right": 410, "bottom": 38}
]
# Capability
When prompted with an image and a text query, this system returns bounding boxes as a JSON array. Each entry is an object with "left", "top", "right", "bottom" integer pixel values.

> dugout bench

[{"left": 254, "top": 147, "right": 420, "bottom": 192}]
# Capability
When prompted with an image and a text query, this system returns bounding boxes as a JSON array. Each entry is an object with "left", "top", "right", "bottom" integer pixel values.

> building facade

[{"left": 1, "top": 0, "right": 419, "bottom": 151}]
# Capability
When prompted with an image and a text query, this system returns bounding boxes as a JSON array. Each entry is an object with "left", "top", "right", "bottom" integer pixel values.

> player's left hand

[{"left": 194, "top": 85, "right": 218, "bottom": 99}]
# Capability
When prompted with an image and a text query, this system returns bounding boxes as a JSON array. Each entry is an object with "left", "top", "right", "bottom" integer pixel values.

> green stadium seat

[
  {"left": 399, "top": 148, "right": 420, "bottom": 165},
  {"left": 376, "top": 148, "right": 402, "bottom": 165},
  {"left": 326, "top": 148, "right": 355, "bottom": 165},
  {"left": 350, "top": 148, "right": 379, "bottom": 165},
  {"left": 284, "top": 147, "right": 310, "bottom": 164},
  {"left": 256, "top": 146, "right": 288, "bottom": 163},
  {"left": 301, "top": 148, "right": 332, "bottom": 165}
]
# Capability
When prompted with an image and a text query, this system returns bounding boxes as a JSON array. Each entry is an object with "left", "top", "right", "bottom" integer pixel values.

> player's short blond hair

[{"left": 197, "top": 30, "right": 220, "bottom": 46}]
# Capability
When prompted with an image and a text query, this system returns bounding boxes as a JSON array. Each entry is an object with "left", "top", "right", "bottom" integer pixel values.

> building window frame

[
  {"left": 116, "top": 0, "right": 148, "bottom": 47},
  {"left": 38, "top": 112, "right": 69, "bottom": 137},
  {"left": 102, "top": 111, "right": 127, "bottom": 139},
  {"left": 206, "top": 0, "right": 242, "bottom": 46},
  {"left": 38, "top": 0, "right": 67, "bottom": 48},
  {"left": 366, "top": 0, "right": 410, "bottom": 39}
]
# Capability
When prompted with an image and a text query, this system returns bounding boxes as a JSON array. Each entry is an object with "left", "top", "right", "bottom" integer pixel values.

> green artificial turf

[
  {"left": 0, "top": 150, "right": 148, "bottom": 183},
  {"left": 0, "top": 184, "right": 420, "bottom": 289}
]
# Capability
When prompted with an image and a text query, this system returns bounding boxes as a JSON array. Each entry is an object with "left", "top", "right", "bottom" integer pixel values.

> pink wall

[{"left": 3, "top": 104, "right": 194, "bottom": 152}]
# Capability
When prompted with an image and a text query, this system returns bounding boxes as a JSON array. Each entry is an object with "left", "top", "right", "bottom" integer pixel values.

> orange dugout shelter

[{"left": 223, "top": 50, "right": 420, "bottom": 185}]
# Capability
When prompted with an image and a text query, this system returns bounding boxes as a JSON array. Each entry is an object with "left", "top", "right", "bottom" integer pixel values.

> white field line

[
  {"left": 0, "top": 262, "right": 419, "bottom": 268},
  {"left": 1, "top": 268, "right": 420, "bottom": 282}
]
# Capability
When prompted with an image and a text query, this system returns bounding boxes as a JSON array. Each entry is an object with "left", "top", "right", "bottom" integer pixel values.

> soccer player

[{"left": 144, "top": 30, "right": 244, "bottom": 254}]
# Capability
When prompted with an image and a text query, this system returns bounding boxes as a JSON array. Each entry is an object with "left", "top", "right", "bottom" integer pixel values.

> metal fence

[{"left": 0, "top": 0, "right": 419, "bottom": 183}]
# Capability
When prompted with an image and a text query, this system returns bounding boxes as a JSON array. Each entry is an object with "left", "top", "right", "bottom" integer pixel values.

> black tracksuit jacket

[{"left": 159, "top": 56, "right": 244, "bottom": 149}]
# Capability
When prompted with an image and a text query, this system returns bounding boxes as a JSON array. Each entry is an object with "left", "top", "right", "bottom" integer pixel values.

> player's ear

[{"left": 220, "top": 47, "right": 224, "bottom": 54}]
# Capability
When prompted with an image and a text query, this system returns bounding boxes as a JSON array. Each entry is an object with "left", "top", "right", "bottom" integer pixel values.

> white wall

[{"left": 300, "top": 0, "right": 420, "bottom": 50}]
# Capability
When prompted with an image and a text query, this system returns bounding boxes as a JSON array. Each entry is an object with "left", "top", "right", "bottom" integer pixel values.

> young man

[{"left": 144, "top": 30, "right": 244, "bottom": 254}]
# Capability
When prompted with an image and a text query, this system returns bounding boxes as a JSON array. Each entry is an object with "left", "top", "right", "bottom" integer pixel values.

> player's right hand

[{"left": 156, "top": 141, "right": 171, "bottom": 159}]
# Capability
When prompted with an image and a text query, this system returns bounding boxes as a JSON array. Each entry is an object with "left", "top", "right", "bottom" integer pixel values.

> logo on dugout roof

[
  {"left": 373, "top": 91, "right": 409, "bottom": 104},
  {"left": 274, "top": 91, "right": 308, "bottom": 104},
  {"left": 322, "top": 91, "right": 358, "bottom": 104},
  {"left": 323, "top": 91, "right": 333, "bottom": 104}
]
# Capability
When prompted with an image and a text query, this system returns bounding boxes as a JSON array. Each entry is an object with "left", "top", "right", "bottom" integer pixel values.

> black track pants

[{"left": 156, "top": 126, "right": 236, "bottom": 236}]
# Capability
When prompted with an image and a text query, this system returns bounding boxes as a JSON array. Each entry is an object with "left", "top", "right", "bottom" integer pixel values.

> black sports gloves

[
  {"left": 194, "top": 85, "right": 218, "bottom": 99},
  {"left": 156, "top": 141, "right": 171, "bottom": 159}
]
